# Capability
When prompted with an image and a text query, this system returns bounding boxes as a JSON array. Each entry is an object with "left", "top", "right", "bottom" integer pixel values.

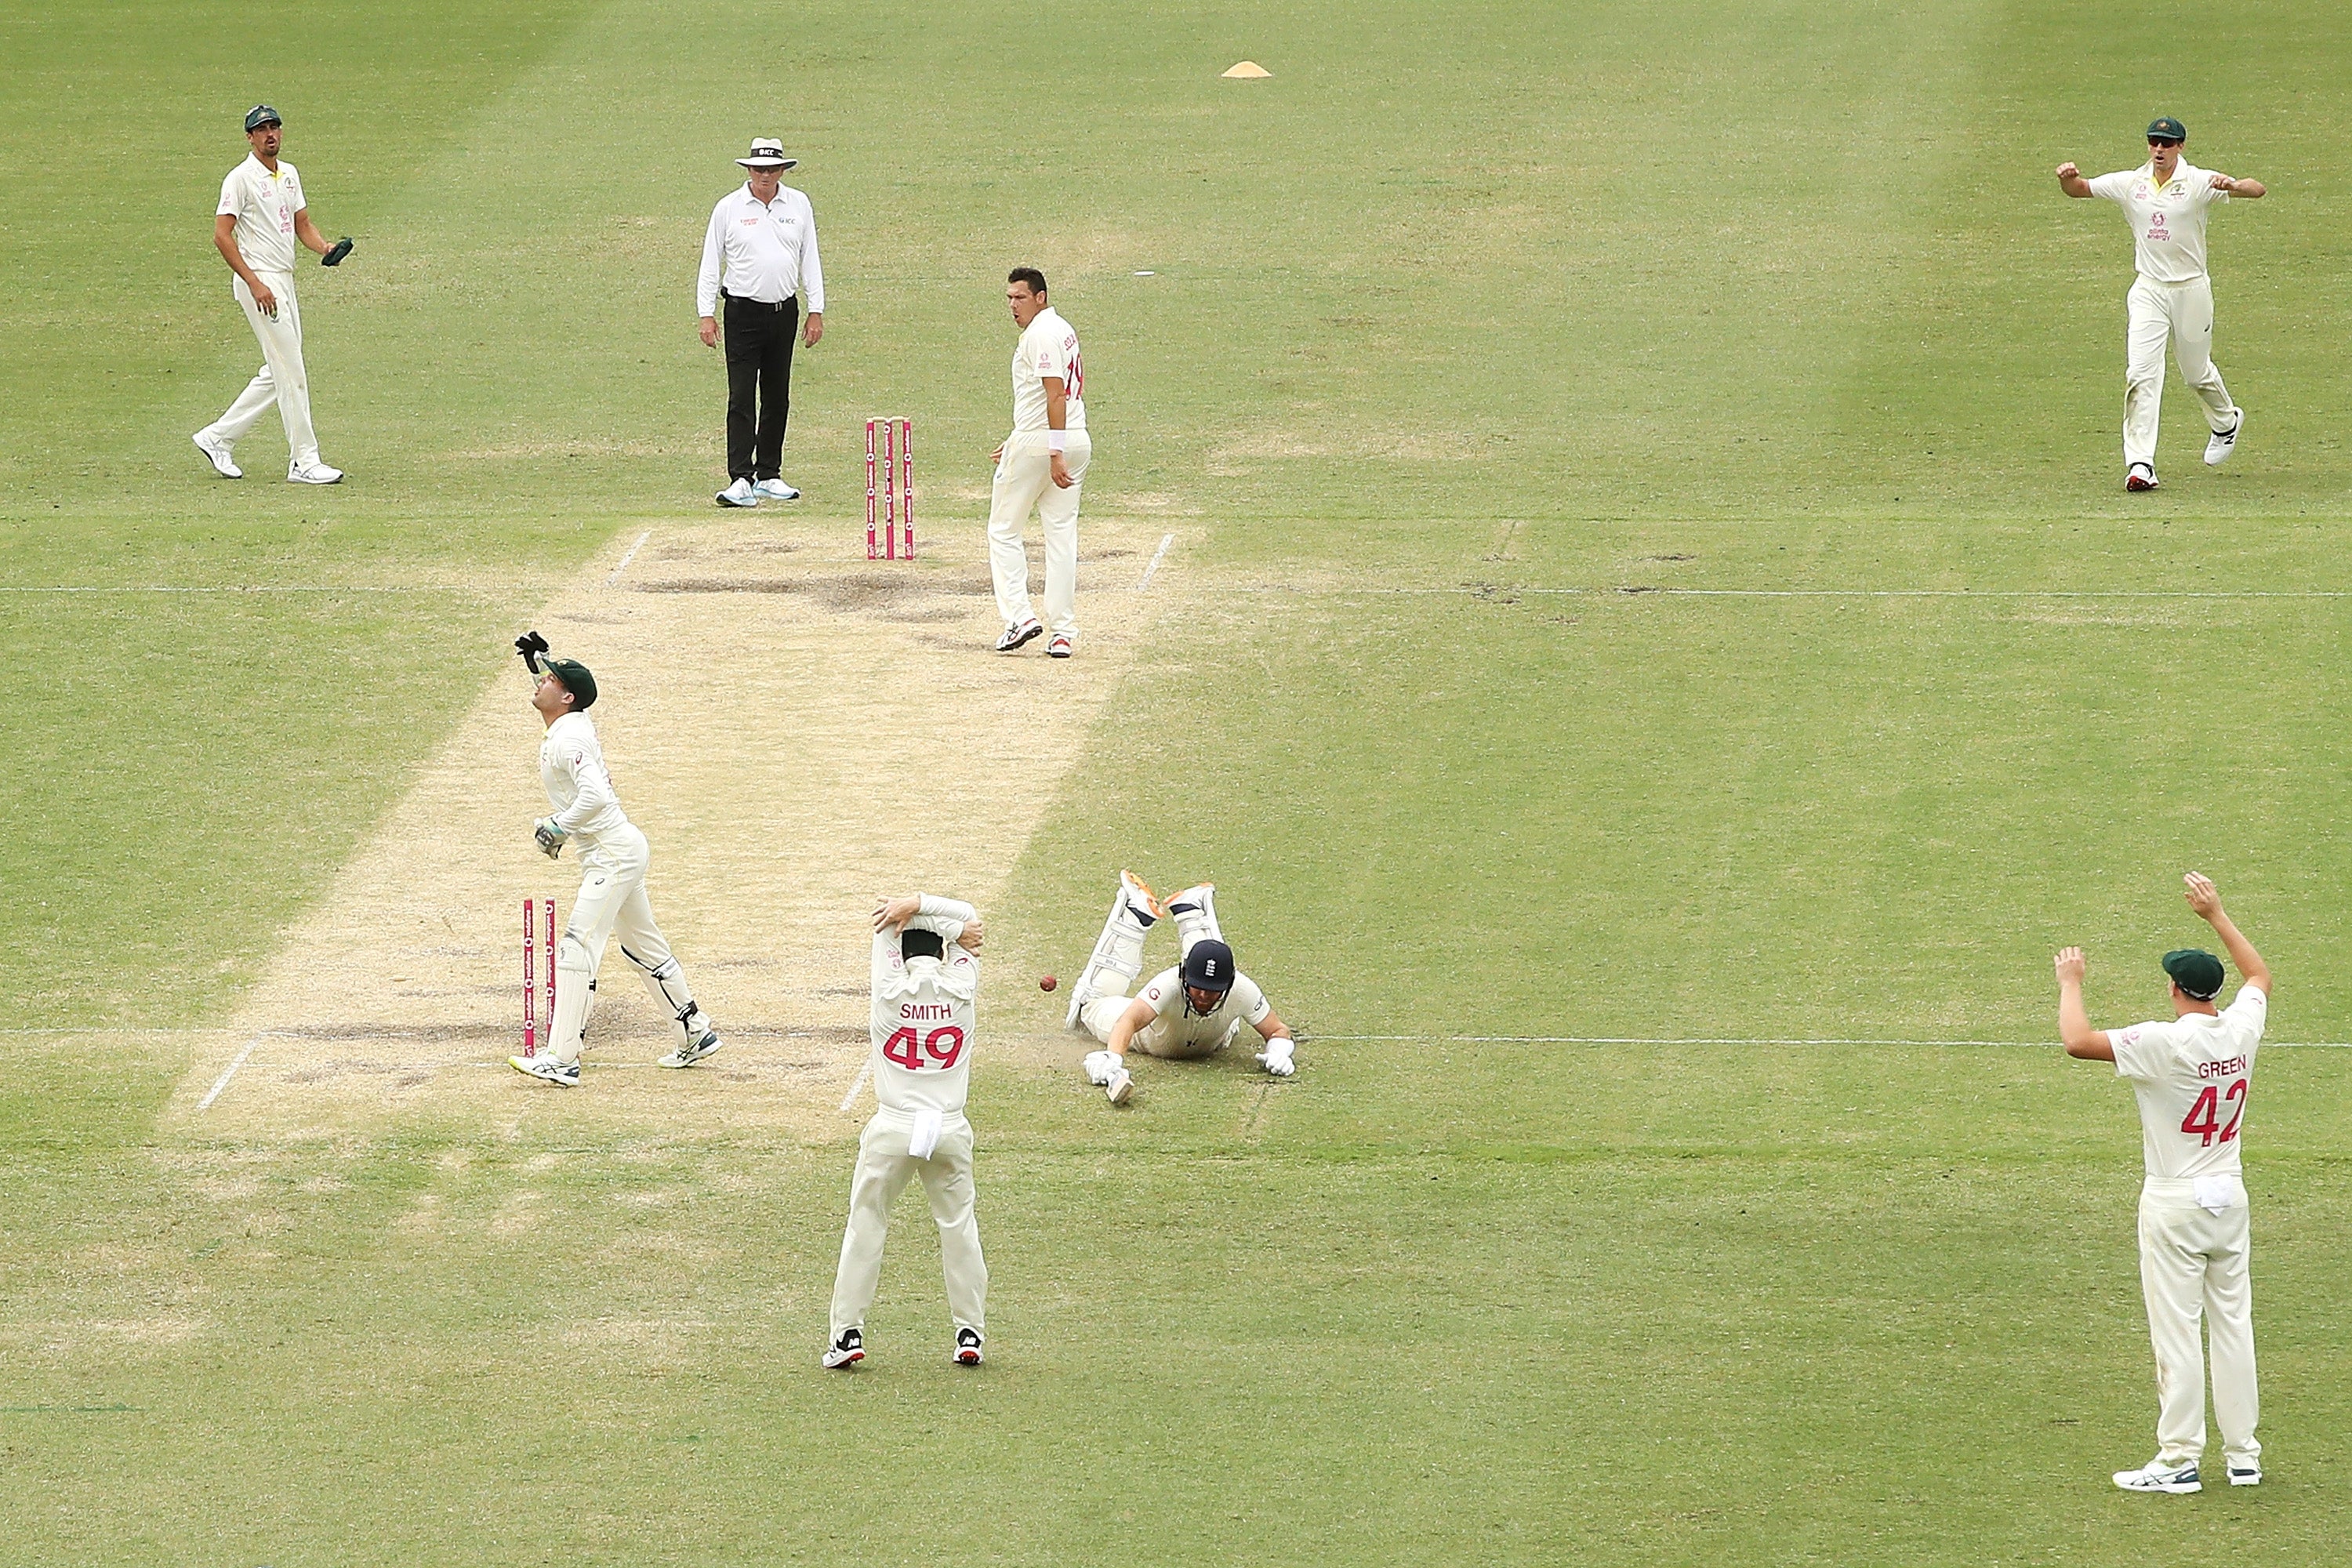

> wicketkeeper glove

[
  {"left": 533, "top": 817, "right": 568, "bottom": 858},
  {"left": 515, "top": 630, "right": 551, "bottom": 673},
  {"left": 321, "top": 237, "right": 354, "bottom": 267},
  {"left": 1256, "top": 1038, "right": 1296, "bottom": 1076}
]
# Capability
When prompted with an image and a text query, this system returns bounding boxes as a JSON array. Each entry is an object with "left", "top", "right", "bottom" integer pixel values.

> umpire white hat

[{"left": 735, "top": 138, "right": 798, "bottom": 170}]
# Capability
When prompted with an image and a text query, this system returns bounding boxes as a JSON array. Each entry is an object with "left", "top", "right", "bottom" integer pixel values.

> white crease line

[
  {"left": 194, "top": 1039, "right": 260, "bottom": 1110},
  {"left": 605, "top": 531, "right": 652, "bottom": 587},
  {"left": 837, "top": 1058, "right": 873, "bottom": 1113},
  {"left": 0, "top": 585, "right": 488, "bottom": 595},
  {"left": 1138, "top": 532, "right": 1175, "bottom": 592},
  {"left": 1224, "top": 586, "right": 2352, "bottom": 600},
  {"left": 1311, "top": 1033, "right": 2352, "bottom": 1048}
]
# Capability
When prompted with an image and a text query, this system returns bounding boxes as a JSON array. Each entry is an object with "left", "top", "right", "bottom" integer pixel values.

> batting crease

[
  {"left": 195, "top": 1038, "right": 260, "bottom": 1110},
  {"left": 604, "top": 531, "right": 652, "bottom": 587},
  {"left": 1138, "top": 532, "right": 1175, "bottom": 592}
]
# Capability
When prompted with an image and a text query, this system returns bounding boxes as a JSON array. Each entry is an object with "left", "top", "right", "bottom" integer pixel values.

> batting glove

[
  {"left": 1082, "top": 1049, "right": 1123, "bottom": 1086},
  {"left": 533, "top": 818, "right": 568, "bottom": 858},
  {"left": 1257, "top": 1038, "right": 1296, "bottom": 1076}
]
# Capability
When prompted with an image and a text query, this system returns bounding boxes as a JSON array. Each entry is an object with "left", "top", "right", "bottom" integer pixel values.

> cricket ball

[{"left": 1040, "top": 975, "right": 1058, "bottom": 992}]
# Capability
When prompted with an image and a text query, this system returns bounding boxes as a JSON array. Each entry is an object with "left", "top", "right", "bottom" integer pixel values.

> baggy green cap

[
  {"left": 2162, "top": 948, "right": 2223, "bottom": 1000},
  {"left": 2147, "top": 116, "right": 2187, "bottom": 143},
  {"left": 544, "top": 657, "right": 597, "bottom": 709}
]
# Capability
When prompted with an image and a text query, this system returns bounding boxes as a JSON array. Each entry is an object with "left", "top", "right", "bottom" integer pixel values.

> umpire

[{"left": 697, "top": 138, "right": 824, "bottom": 507}]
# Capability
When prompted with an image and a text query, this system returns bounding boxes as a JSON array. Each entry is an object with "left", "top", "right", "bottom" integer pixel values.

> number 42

[{"left": 2180, "top": 1080, "right": 2247, "bottom": 1147}]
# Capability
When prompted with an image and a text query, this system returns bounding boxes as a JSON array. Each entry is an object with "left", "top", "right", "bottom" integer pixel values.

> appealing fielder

[
  {"left": 507, "top": 633, "right": 722, "bottom": 1087},
  {"left": 193, "top": 104, "right": 352, "bottom": 485},
  {"left": 825, "top": 893, "right": 989, "bottom": 1370},
  {"left": 1068, "top": 875, "right": 1294, "bottom": 1105},
  {"left": 988, "top": 267, "right": 1089, "bottom": 658},
  {"left": 2055, "top": 872, "right": 2269, "bottom": 1494},
  {"left": 2056, "top": 118, "right": 2264, "bottom": 492}
]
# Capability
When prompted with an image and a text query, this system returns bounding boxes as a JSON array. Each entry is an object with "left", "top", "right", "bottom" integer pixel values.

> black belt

[{"left": 722, "top": 292, "right": 794, "bottom": 313}]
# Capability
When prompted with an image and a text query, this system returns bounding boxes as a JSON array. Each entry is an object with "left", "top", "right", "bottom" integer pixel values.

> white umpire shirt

[{"left": 697, "top": 183, "right": 824, "bottom": 316}]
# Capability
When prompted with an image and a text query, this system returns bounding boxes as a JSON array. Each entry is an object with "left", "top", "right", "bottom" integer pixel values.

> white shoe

[
  {"left": 2205, "top": 413, "right": 2243, "bottom": 466},
  {"left": 996, "top": 618, "right": 1043, "bottom": 653},
  {"left": 2112, "top": 1459, "right": 2200, "bottom": 1494},
  {"left": 1047, "top": 630, "right": 1075, "bottom": 659},
  {"left": 193, "top": 432, "right": 241, "bottom": 478},
  {"left": 953, "top": 1327, "right": 984, "bottom": 1367},
  {"left": 822, "top": 1327, "right": 864, "bottom": 1369},
  {"left": 715, "top": 477, "right": 759, "bottom": 508},
  {"left": 1104, "top": 1065, "right": 1134, "bottom": 1105},
  {"left": 2125, "top": 463, "right": 2158, "bottom": 492},
  {"left": 752, "top": 477, "right": 800, "bottom": 501},
  {"left": 2227, "top": 1464, "right": 2261, "bottom": 1486},
  {"left": 509, "top": 1054, "right": 579, "bottom": 1087},
  {"left": 288, "top": 460, "right": 343, "bottom": 485},
  {"left": 657, "top": 1029, "right": 722, "bottom": 1069}
]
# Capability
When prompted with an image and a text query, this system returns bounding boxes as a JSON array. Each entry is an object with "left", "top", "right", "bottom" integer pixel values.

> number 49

[
  {"left": 2180, "top": 1080, "right": 2247, "bottom": 1147},
  {"left": 882, "top": 1025, "right": 965, "bottom": 1072}
]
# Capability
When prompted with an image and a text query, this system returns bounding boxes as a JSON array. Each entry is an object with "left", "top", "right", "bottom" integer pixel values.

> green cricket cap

[
  {"left": 2147, "top": 116, "right": 2187, "bottom": 143},
  {"left": 544, "top": 656, "right": 597, "bottom": 709},
  {"left": 245, "top": 104, "right": 282, "bottom": 132},
  {"left": 2162, "top": 948, "right": 2224, "bottom": 1000}
]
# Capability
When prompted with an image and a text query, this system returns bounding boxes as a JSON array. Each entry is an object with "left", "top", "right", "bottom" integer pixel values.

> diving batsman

[{"left": 509, "top": 633, "right": 722, "bottom": 1086}]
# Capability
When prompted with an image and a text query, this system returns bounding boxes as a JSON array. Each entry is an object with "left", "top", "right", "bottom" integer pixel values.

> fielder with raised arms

[
  {"left": 1068, "top": 875, "right": 1294, "bottom": 1105},
  {"left": 2056, "top": 117, "right": 2264, "bottom": 492},
  {"left": 508, "top": 633, "right": 721, "bottom": 1087},
  {"left": 825, "top": 893, "right": 989, "bottom": 1370},
  {"left": 2055, "top": 872, "right": 2269, "bottom": 1494}
]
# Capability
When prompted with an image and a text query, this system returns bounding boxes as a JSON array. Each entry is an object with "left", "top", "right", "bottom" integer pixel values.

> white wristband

[{"left": 1047, "top": 431, "right": 1066, "bottom": 453}]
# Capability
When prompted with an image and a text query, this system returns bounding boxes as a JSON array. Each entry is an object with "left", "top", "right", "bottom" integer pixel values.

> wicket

[
  {"left": 865, "top": 416, "right": 913, "bottom": 559},
  {"left": 521, "top": 897, "right": 555, "bottom": 1056}
]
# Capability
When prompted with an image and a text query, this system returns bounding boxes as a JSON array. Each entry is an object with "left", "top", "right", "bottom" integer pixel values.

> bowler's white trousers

[
  {"left": 2138, "top": 1178, "right": 2259, "bottom": 1470},
  {"left": 549, "top": 823, "right": 702, "bottom": 1065},
  {"left": 203, "top": 270, "right": 321, "bottom": 468},
  {"left": 987, "top": 430, "right": 1091, "bottom": 635},
  {"left": 829, "top": 1112, "right": 987, "bottom": 1337},
  {"left": 2123, "top": 274, "right": 2237, "bottom": 470}
]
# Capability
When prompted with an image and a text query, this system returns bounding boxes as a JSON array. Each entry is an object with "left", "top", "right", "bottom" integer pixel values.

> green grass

[{"left": 4, "top": 0, "right": 2350, "bottom": 1562}]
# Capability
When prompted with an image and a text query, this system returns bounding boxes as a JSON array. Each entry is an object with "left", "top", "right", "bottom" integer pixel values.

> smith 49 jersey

[{"left": 868, "top": 895, "right": 979, "bottom": 1120}]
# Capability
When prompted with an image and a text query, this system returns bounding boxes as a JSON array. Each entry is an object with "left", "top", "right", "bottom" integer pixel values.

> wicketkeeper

[
  {"left": 825, "top": 893, "right": 989, "bottom": 1369},
  {"left": 507, "top": 632, "right": 722, "bottom": 1087},
  {"left": 1067, "top": 874, "right": 1295, "bottom": 1105}
]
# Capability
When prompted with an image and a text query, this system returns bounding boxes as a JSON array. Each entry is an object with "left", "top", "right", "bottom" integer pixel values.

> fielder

[
  {"left": 193, "top": 104, "right": 352, "bottom": 485},
  {"left": 825, "top": 893, "right": 989, "bottom": 1370},
  {"left": 1068, "top": 874, "right": 1295, "bottom": 1105},
  {"left": 989, "top": 267, "right": 1089, "bottom": 659},
  {"left": 2055, "top": 872, "right": 2270, "bottom": 1494},
  {"left": 2057, "top": 118, "right": 2264, "bottom": 492},
  {"left": 507, "top": 633, "right": 722, "bottom": 1087}
]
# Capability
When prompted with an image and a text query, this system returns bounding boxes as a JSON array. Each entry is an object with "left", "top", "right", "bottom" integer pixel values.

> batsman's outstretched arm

[
  {"left": 2054, "top": 946, "right": 2114, "bottom": 1061},
  {"left": 2184, "top": 873, "right": 2270, "bottom": 991},
  {"left": 1102, "top": 996, "right": 1156, "bottom": 1058},
  {"left": 1253, "top": 1007, "right": 1294, "bottom": 1045}
]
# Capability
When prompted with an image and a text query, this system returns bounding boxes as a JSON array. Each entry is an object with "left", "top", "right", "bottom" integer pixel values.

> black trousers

[{"left": 723, "top": 294, "right": 798, "bottom": 481}]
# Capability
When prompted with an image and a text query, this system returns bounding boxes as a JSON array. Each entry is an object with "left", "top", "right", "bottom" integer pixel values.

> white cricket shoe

[
  {"left": 822, "top": 1327, "right": 865, "bottom": 1369},
  {"left": 193, "top": 431, "right": 241, "bottom": 478},
  {"left": 2228, "top": 1464, "right": 2261, "bottom": 1486},
  {"left": 2205, "top": 413, "right": 2243, "bottom": 466},
  {"left": 1047, "top": 630, "right": 1075, "bottom": 659},
  {"left": 1104, "top": 1065, "right": 1134, "bottom": 1105},
  {"left": 2113, "top": 1459, "right": 2200, "bottom": 1494},
  {"left": 752, "top": 477, "right": 800, "bottom": 501},
  {"left": 288, "top": 460, "right": 344, "bottom": 485},
  {"left": 715, "top": 477, "right": 758, "bottom": 508},
  {"left": 657, "top": 1029, "right": 723, "bottom": 1069},
  {"left": 509, "top": 1054, "right": 579, "bottom": 1087},
  {"left": 2125, "top": 463, "right": 2158, "bottom": 492},
  {"left": 996, "top": 618, "right": 1043, "bottom": 653},
  {"left": 953, "top": 1327, "right": 984, "bottom": 1367}
]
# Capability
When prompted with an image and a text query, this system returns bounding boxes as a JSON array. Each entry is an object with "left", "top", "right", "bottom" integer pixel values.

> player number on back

[
  {"left": 881, "top": 1025, "right": 967, "bottom": 1072},
  {"left": 2180, "top": 1080, "right": 2247, "bottom": 1147}
]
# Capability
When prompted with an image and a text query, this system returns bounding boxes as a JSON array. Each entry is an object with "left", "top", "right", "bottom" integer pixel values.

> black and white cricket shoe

[
  {"left": 2112, "top": 1459, "right": 2200, "bottom": 1494},
  {"left": 2228, "top": 1464, "right": 2262, "bottom": 1486},
  {"left": 508, "top": 1054, "right": 579, "bottom": 1087},
  {"left": 2125, "top": 463, "right": 2159, "bottom": 492},
  {"left": 716, "top": 477, "right": 759, "bottom": 508},
  {"left": 2205, "top": 414, "right": 2243, "bottom": 467},
  {"left": 822, "top": 1327, "right": 865, "bottom": 1370},
  {"left": 753, "top": 477, "right": 800, "bottom": 501},
  {"left": 996, "top": 618, "right": 1043, "bottom": 653},
  {"left": 953, "top": 1327, "right": 984, "bottom": 1367},
  {"left": 657, "top": 1029, "right": 723, "bottom": 1069}
]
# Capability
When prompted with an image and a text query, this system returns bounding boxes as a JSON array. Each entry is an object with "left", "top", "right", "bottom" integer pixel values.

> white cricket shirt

[
  {"left": 1010, "top": 306, "right": 1085, "bottom": 431},
  {"left": 539, "top": 711, "right": 630, "bottom": 845},
  {"left": 869, "top": 895, "right": 979, "bottom": 1120},
  {"left": 1129, "top": 965, "right": 1270, "bottom": 1055},
  {"left": 2087, "top": 160, "right": 2230, "bottom": 284},
  {"left": 697, "top": 183, "right": 824, "bottom": 316},
  {"left": 217, "top": 154, "right": 305, "bottom": 276},
  {"left": 2111, "top": 985, "right": 2264, "bottom": 1181}
]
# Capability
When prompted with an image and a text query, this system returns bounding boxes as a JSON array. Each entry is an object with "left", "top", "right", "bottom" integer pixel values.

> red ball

[{"left": 1040, "top": 975, "right": 1058, "bottom": 992}]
